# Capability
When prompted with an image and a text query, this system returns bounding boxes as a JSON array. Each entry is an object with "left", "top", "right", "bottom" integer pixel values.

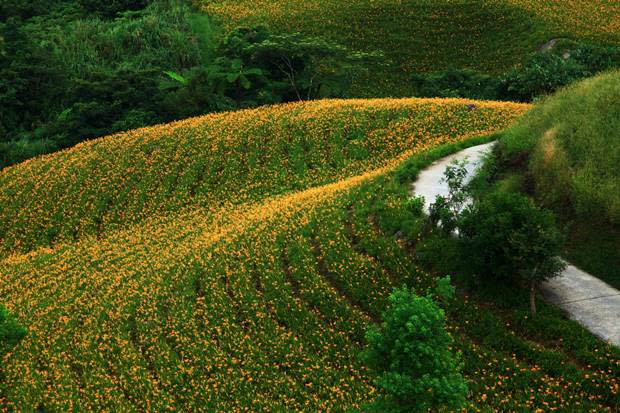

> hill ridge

[{"left": 0, "top": 98, "right": 529, "bottom": 256}]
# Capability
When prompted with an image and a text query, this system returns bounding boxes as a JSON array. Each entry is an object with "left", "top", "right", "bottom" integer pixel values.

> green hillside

[
  {"left": 1, "top": 2, "right": 620, "bottom": 412},
  {"left": 500, "top": 71, "right": 620, "bottom": 223},
  {"left": 201, "top": 0, "right": 620, "bottom": 95},
  {"left": 1, "top": 98, "right": 618, "bottom": 411},
  {"left": 0, "top": 98, "right": 525, "bottom": 255},
  {"left": 496, "top": 71, "right": 620, "bottom": 287}
]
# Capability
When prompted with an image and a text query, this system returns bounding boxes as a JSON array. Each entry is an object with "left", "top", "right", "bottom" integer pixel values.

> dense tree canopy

[{"left": 0, "top": 1, "right": 373, "bottom": 169}]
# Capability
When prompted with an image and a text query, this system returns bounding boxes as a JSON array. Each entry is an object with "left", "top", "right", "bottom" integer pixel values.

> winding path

[{"left": 411, "top": 142, "right": 620, "bottom": 347}]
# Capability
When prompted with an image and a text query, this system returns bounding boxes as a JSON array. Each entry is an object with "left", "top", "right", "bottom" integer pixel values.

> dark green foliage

[
  {"left": 0, "top": 306, "right": 26, "bottom": 356},
  {"left": 0, "top": 138, "right": 58, "bottom": 169},
  {"left": 458, "top": 192, "right": 564, "bottom": 281},
  {"left": 206, "top": 55, "right": 267, "bottom": 108},
  {"left": 158, "top": 26, "right": 373, "bottom": 111},
  {"left": 428, "top": 159, "right": 469, "bottom": 234},
  {"left": 499, "top": 52, "right": 588, "bottom": 102},
  {"left": 411, "top": 42, "right": 620, "bottom": 103},
  {"left": 414, "top": 234, "right": 460, "bottom": 276},
  {"left": 411, "top": 69, "right": 500, "bottom": 101},
  {"left": 458, "top": 192, "right": 565, "bottom": 314},
  {"left": 0, "top": 17, "right": 67, "bottom": 140},
  {"left": 362, "top": 286, "right": 467, "bottom": 413},
  {"left": 571, "top": 42, "right": 620, "bottom": 72},
  {"left": 54, "top": 69, "right": 162, "bottom": 147},
  {"left": 206, "top": 26, "right": 378, "bottom": 107},
  {"left": 245, "top": 30, "right": 378, "bottom": 101},
  {"left": 499, "top": 42, "right": 620, "bottom": 102},
  {"left": 0, "top": 0, "right": 211, "bottom": 169},
  {"left": 159, "top": 67, "right": 234, "bottom": 117},
  {"left": 77, "top": 0, "right": 150, "bottom": 18},
  {"left": 0, "top": 0, "right": 68, "bottom": 21}
]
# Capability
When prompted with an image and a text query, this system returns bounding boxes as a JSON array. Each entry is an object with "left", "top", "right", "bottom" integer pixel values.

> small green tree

[
  {"left": 245, "top": 31, "right": 379, "bottom": 101},
  {"left": 207, "top": 57, "right": 265, "bottom": 108},
  {"left": 429, "top": 159, "right": 470, "bottom": 234},
  {"left": 362, "top": 287, "right": 467, "bottom": 413},
  {"left": 211, "top": 26, "right": 381, "bottom": 105},
  {"left": 458, "top": 192, "right": 566, "bottom": 315}
]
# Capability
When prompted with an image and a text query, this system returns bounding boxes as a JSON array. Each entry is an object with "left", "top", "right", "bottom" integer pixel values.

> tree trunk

[{"left": 530, "top": 280, "right": 537, "bottom": 316}]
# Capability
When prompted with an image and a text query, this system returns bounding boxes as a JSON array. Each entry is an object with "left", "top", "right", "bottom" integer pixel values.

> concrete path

[
  {"left": 542, "top": 266, "right": 620, "bottom": 345},
  {"left": 413, "top": 142, "right": 495, "bottom": 215},
  {"left": 411, "top": 142, "right": 620, "bottom": 347}
]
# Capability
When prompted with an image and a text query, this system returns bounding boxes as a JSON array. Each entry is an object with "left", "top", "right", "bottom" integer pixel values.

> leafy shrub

[
  {"left": 500, "top": 42, "right": 620, "bottom": 102},
  {"left": 570, "top": 42, "right": 620, "bottom": 73},
  {"left": 362, "top": 286, "right": 467, "bottom": 413},
  {"left": 428, "top": 159, "right": 469, "bottom": 234},
  {"left": 498, "top": 52, "right": 586, "bottom": 102},
  {"left": 458, "top": 191, "right": 565, "bottom": 314}
]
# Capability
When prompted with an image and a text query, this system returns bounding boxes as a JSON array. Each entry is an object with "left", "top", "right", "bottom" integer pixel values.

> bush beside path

[{"left": 411, "top": 142, "right": 620, "bottom": 347}]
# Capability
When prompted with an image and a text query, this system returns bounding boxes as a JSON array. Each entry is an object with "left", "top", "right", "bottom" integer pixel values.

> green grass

[
  {"left": 564, "top": 221, "right": 620, "bottom": 289},
  {"left": 199, "top": 0, "right": 620, "bottom": 97}
]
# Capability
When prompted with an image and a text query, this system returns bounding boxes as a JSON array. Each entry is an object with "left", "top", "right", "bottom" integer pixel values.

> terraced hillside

[
  {"left": 0, "top": 98, "right": 522, "bottom": 255},
  {"left": 1, "top": 98, "right": 619, "bottom": 412},
  {"left": 200, "top": 0, "right": 620, "bottom": 95}
]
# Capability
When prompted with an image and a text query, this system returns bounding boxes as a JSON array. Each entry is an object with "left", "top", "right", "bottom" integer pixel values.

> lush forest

[{"left": 1, "top": 0, "right": 212, "bottom": 167}]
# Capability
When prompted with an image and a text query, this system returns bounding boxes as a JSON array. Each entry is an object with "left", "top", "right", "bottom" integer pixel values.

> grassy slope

[
  {"left": 199, "top": 0, "right": 620, "bottom": 96},
  {"left": 1, "top": 99, "right": 619, "bottom": 412},
  {"left": 496, "top": 71, "right": 620, "bottom": 287}
]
